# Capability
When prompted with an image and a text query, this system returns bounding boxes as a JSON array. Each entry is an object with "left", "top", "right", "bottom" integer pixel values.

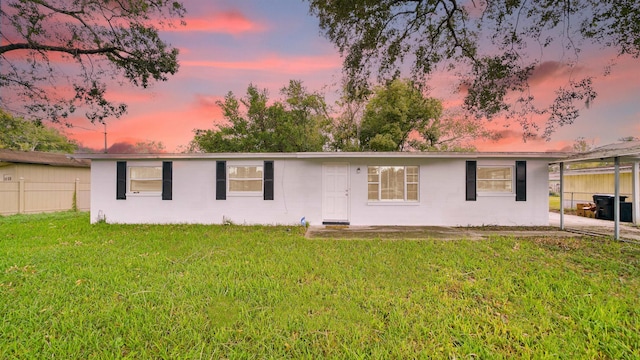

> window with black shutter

[
  {"left": 465, "top": 160, "right": 477, "bottom": 201},
  {"left": 116, "top": 161, "right": 127, "bottom": 200},
  {"left": 264, "top": 161, "right": 274, "bottom": 200},
  {"left": 515, "top": 161, "right": 527, "bottom": 201},
  {"left": 216, "top": 161, "right": 226, "bottom": 200},
  {"left": 162, "top": 161, "right": 172, "bottom": 200}
]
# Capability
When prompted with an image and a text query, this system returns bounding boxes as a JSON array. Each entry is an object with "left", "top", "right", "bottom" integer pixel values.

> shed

[
  {"left": 0, "top": 149, "right": 91, "bottom": 215},
  {"left": 74, "top": 151, "right": 564, "bottom": 226}
]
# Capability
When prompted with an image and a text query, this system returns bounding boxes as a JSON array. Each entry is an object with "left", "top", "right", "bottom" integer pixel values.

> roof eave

[{"left": 71, "top": 151, "right": 570, "bottom": 161}]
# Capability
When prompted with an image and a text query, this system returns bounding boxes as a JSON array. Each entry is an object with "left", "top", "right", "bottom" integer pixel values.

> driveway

[{"left": 549, "top": 212, "right": 640, "bottom": 241}]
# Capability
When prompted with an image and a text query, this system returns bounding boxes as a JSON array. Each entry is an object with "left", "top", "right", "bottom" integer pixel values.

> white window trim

[
  {"left": 127, "top": 164, "right": 162, "bottom": 197},
  {"left": 227, "top": 163, "right": 263, "bottom": 197},
  {"left": 367, "top": 201, "right": 421, "bottom": 206},
  {"left": 367, "top": 165, "right": 419, "bottom": 203},
  {"left": 477, "top": 165, "right": 515, "bottom": 196}
]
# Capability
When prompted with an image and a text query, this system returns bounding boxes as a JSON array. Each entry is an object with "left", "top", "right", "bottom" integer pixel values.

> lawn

[
  {"left": 549, "top": 195, "right": 560, "bottom": 211},
  {"left": 1, "top": 212, "right": 639, "bottom": 359}
]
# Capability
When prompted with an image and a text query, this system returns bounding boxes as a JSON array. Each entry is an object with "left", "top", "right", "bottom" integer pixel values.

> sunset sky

[{"left": 57, "top": 1, "right": 639, "bottom": 153}]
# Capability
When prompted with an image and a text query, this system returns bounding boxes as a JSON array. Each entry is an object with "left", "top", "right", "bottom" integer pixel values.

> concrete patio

[{"left": 305, "top": 212, "right": 640, "bottom": 241}]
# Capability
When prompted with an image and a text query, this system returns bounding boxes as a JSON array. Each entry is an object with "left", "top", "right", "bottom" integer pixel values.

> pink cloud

[
  {"left": 472, "top": 127, "right": 572, "bottom": 152},
  {"left": 171, "top": 10, "right": 266, "bottom": 34},
  {"left": 182, "top": 53, "right": 341, "bottom": 74},
  {"left": 66, "top": 93, "right": 227, "bottom": 152},
  {"left": 194, "top": 94, "right": 224, "bottom": 114}
]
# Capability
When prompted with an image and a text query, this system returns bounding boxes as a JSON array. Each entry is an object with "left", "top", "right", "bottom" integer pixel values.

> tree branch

[{"left": 0, "top": 43, "right": 118, "bottom": 56}]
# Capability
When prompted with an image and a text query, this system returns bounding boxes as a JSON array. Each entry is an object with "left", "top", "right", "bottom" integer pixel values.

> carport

[{"left": 553, "top": 141, "right": 640, "bottom": 240}]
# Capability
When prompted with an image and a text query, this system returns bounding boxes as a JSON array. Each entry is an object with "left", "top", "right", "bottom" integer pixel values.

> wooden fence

[{"left": 0, "top": 178, "right": 90, "bottom": 215}]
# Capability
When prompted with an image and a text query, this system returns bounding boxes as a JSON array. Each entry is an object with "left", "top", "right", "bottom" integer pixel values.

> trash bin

[
  {"left": 592, "top": 194, "right": 629, "bottom": 221},
  {"left": 620, "top": 202, "right": 633, "bottom": 222}
]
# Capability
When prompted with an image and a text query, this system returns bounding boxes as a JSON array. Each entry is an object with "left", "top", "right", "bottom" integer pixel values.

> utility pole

[{"left": 104, "top": 123, "right": 108, "bottom": 153}]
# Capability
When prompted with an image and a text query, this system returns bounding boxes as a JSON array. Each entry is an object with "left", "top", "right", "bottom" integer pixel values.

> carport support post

[
  {"left": 559, "top": 162, "right": 564, "bottom": 230},
  {"left": 633, "top": 161, "right": 639, "bottom": 225},
  {"left": 614, "top": 157, "right": 620, "bottom": 240}
]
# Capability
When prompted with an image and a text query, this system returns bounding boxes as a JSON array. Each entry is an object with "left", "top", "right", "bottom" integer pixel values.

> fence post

[
  {"left": 18, "top": 177, "right": 25, "bottom": 214},
  {"left": 570, "top": 192, "right": 574, "bottom": 209},
  {"left": 74, "top": 178, "right": 80, "bottom": 211}
]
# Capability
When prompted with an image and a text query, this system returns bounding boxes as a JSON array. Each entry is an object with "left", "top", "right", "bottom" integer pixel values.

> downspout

[
  {"left": 559, "top": 162, "right": 564, "bottom": 230},
  {"left": 614, "top": 157, "right": 620, "bottom": 240},
  {"left": 633, "top": 161, "right": 639, "bottom": 225}
]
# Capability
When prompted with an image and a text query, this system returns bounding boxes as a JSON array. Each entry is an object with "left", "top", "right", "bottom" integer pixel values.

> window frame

[
  {"left": 476, "top": 165, "right": 514, "bottom": 195},
  {"left": 367, "top": 165, "right": 419, "bottom": 203},
  {"left": 127, "top": 164, "right": 163, "bottom": 196},
  {"left": 227, "top": 164, "right": 264, "bottom": 196}
]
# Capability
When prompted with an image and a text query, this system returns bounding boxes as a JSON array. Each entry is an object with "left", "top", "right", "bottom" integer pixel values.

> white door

[{"left": 322, "top": 163, "right": 350, "bottom": 224}]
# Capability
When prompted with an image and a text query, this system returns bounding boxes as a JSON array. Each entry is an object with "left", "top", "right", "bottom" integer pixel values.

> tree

[
  {"left": 107, "top": 140, "right": 166, "bottom": 154},
  {"left": 308, "top": 0, "right": 639, "bottom": 138},
  {"left": 0, "top": 0, "right": 185, "bottom": 124},
  {"left": 329, "top": 79, "right": 498, "bottom": 151},
  {"left": 326, "top": 80, "right": 370, "bottom": 152},
  {"left": 0, "top": 109, "right": 77, "bottom": 152},
  {"left": 408, "top": 110, "right": 501, "bottom": 151},
  {"left": 573, "top": 136, "right": 595, "bottom": 153},
  {"left": 359, "top": 79, "right": 442, "bottom": 151},
  {"left": 190, "top": 80, "right": 331, "bottom": 152}
]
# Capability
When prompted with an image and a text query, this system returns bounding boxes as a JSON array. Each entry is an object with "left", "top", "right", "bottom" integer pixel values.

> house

[
  {"left": 74, "top": 151, "right": 564, "bottom": 226},
  {"left": 0, "top": 149, "right": 91, "bottom": 215}
]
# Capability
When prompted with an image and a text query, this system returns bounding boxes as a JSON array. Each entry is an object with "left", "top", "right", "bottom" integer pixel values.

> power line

[{"left": 66, "top": 123, "right": 108, "bottom": 153}]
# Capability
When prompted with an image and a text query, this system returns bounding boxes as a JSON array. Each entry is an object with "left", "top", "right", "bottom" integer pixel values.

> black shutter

[
  {"left": 515, "top": 160, "right": 527, "bottom": 201},
  {"left": 216, "top": 161, "right": 226, "bottom": 200},
  {"left": 162, "top": 161, "right": 172, "bottom": 200},
  {"left": 465, "top": 160, "right": 477, "bottom": 201},
  {"left": 264, "top": 161, "right": 274, "bottom": 200},
  {"left": 116, "top": 161, "right": 127, "bottom": 200}
]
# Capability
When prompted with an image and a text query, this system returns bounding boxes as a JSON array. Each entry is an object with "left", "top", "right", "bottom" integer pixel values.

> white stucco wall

[{"left": 90, "top": 156, "right": 551, "bottom": 226}]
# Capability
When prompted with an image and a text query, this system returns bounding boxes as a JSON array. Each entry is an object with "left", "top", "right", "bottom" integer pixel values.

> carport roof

[{"left": 554, "top": 140, "right": 640, "bottom": 163}]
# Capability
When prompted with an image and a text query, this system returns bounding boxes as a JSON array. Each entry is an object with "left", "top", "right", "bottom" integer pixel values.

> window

[
  {"left": 217, "top": 161, "right": 273, "bottom": 200},
  {"left": 477, "top": 166, "right": 513, "bottom": 193},
  {"left": 116, "top": 161, "right": 171, "bottom": 200},
  {"left": 228, "top": 165, "right": 263, "bottom": 194},
  {"left": 466, "top": 161, "right": 526, "bottom": 201},
  {"left": 367, "top": 166, "right": 418, "bottom": 201},
  {"left": 129, "top": 166, "right": 162, "bottom": 193}
]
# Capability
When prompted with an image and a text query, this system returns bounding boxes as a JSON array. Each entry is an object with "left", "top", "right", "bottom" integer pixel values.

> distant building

[
  {"left": 0, "top": 149, "right": 90, "bottom": 215},
  {"left": 550, "top": 165, "right": 638, "bottom": 208}
]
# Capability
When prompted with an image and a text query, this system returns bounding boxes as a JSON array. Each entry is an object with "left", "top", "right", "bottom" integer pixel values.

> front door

[{"left": 322, "top": 163, "right": 350, "bottom": 224}]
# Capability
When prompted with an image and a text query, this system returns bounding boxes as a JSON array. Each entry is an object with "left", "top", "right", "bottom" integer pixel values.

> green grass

[
  {"left": 1, "top": 212, "right": 639, "bottom": 359},
  {"left": 549, "top": 195, "right": 561, "bottom": 211}
]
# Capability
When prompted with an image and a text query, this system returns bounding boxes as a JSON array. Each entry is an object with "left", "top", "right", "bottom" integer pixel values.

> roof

[
  {"left": 556, "top": 141, "right": 640, "bottom": 164},
  {"left": 71, "top": 151, "right": 569, "bottom": 161},
  {"left": 549, "top": 165, "right": 636, "bottom": 180},
  {"left": 0, "top": 149, "right": 90, "bottom": 168}
]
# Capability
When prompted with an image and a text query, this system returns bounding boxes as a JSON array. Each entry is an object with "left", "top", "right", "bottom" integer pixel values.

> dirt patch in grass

[
  {"left": 533, "top": 236, "right": 586, "bottom": 250},
  {"left": 306, "top": 225, "right": 582, "bottom": 240},
  {"left": 307, "top": 226, "right": 483, "bottom": 240}
]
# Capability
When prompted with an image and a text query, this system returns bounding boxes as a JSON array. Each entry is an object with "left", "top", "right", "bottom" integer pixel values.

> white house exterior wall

[
  {"left": 90, "top": 156, "right": 551, "bottom": 226},
  {"left": 336, "top": 157, "right": 548, "bottom": 226}
]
